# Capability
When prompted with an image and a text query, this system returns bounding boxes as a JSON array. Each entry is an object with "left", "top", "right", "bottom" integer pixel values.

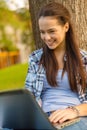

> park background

[
  {"left": 0, "top": 0, "right": 87, "bottom": 91},
  {"left": 0, "top": 0, "right": 33, "bottom": 91}
]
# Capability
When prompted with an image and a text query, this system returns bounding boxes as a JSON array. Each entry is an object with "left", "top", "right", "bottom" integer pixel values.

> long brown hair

[{"left": 38, "top": 2, "right": 86, "bottom": 92}]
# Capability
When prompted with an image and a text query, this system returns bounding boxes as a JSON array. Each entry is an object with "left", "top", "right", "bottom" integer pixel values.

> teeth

[
  {"left": 48, "top": 42, "right": 54, "bottom": 44},
  {"left": 48, "top": 43, "right": 53, "bottom": 45},
  {"left": 46, "top": 40, "right": 56, "bottom": 45}
]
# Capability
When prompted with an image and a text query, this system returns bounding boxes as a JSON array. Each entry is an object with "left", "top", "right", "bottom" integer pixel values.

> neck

[
  {"left": 53, "top": 41, "right": 66, "bottom": 69},
  {"left": 54, "top": 41, "right": 66, "bottom": 57}
]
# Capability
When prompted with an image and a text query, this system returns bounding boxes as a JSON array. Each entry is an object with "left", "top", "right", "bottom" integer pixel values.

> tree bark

[{"left": 29, "top": 0, "right": 87, "bottom": 50}]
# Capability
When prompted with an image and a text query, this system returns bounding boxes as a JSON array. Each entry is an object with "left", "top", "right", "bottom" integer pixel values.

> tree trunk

[{"left": 29, "top": 0, "right": 87, "bottom": 50}]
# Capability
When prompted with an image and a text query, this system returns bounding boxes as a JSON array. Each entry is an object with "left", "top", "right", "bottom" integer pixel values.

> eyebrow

[
  {"left": 48, "top": 28, "right": 57, "bottom": 31},
  {"left": 40, "top": 28, "right": 57, "bottom": 32}
]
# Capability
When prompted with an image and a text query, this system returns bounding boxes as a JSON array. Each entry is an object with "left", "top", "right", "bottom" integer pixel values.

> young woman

[{"left": 25, "top": 2, "right": 87, "bottom": 129}]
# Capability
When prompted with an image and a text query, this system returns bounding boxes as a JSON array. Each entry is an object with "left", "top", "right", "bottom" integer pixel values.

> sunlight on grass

[{"left": 0, "top": 63, "right": 28, "bottom": 91}]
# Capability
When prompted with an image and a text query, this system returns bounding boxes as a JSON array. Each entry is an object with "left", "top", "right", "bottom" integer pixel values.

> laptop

[
  {"left": 0, "top": 89, "right": 56, "bottom": 130},
  {"left": 0, "top": 89, "right": 80, "bottom": 130}
]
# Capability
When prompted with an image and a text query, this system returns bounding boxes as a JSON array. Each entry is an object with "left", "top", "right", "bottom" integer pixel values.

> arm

[
  {"left": 49, "top": 103, "right": 87, "bottom": 124},
  {"left": 25, "top": 52, "right": 43, "bottom": 107},
  {"left": 25, "top": 49, "right": 43, "bottom": 93},
  {"left": 75, "top": 103, "right": 87, "bottom": 116},
  {"left": 25, "top": 55, "right": 37, "bottom": 94}
]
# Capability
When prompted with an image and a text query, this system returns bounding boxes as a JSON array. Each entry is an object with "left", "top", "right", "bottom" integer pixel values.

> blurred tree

[
  {"left": 17, "top": 7, "right": 35, "bottom": 51},
  {"left": 0, "top": 0, "right": 21, "bottom": 51},
  {"left": 0, "top": 0, "right": 34, "bottom": 52},
  {"left": 29, "top": 0, "right": 87, "bottom": 50}
]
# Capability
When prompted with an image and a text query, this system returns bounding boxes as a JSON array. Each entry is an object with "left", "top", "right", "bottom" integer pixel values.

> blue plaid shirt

[{"left": 25, "top": 48, "right": 87, "bottom": 105}]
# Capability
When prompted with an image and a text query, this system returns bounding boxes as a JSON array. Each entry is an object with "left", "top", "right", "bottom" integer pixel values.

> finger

[
  {"left": 58, "top": 115, "right": 69, "bottom": 123},
  {"left": 52, "top": 111, "right": 68, "bottom": 123},
  {"left": 49, "top": 110, "right": 67, "bottom": 123},
  {"left": 49, "top": 110, "right": 62, "bottom": 122}
]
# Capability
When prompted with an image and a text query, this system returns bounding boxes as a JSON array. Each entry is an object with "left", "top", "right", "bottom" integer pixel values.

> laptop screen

[{"left": 0, "top": 89, "right": 56, "bottom": 130}]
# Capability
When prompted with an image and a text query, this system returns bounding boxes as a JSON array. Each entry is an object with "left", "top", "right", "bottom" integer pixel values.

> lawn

[{"left": 0, "top": 63, "right": 28, "bottom": 91}]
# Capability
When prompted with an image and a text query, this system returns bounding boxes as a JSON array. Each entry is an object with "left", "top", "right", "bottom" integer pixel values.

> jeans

[{"left": 62, "top": 117, "right": 87, "bottom": 130}]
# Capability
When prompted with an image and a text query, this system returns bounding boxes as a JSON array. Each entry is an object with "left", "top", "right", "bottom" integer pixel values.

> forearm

[
  {"left": 49, "top": 104, "right": 87, "bottom": 123},
  {"left": 75, "top": 103, "right": 87, "bottom": 116}
]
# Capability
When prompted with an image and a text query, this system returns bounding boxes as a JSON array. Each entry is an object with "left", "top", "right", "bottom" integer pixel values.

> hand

[{"left": 49, "top": 108, "right": 78, "bottom": 124}]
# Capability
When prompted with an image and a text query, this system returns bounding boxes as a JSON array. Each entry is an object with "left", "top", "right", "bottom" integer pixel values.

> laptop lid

[{"left": 0, "top": 89, "right": 56, "bottom": 130}]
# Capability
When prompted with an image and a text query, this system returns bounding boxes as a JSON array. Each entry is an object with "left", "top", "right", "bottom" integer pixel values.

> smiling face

[{"left": 39, "top": 16, "right": 69, "bottom": 51}]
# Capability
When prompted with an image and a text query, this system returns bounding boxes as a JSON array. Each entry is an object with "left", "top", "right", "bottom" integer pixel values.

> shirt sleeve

[
  {"left": 79, "top": 49, "right": 87, "bottom": 103},
  {"left": 25, "top": 54, "right": 37, "bottom": 95},
  {"left": 84, "top": 52, "right": 87, "bottom": 102},
  {"left": 83, "top": 50, "right": 87, "bottom": 103}
]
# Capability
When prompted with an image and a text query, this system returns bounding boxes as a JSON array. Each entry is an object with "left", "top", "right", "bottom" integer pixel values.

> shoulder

[
  {"left": 29, "top": 48, "right": 43, "bottom": 63},
  {"left": 80, "top": 49, "right": 87, "bottom": 72},
  {"left": 80, "top": 49, "right": 87, "bottom": 59},
  {"left": 80, "top": 49, "right": 87, "bottom": 63}
]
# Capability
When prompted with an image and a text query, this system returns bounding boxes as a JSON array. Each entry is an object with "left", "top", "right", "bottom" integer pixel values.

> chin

[{"left": 48, "top": 46, "right": 56, "bottom": 50}]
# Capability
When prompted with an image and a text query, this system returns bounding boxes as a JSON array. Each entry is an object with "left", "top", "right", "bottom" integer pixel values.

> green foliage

[
  {"left": 0, "top": 38, "right": 18, "bottom": 51},
  {"left": 0, "top": 0, "right": 7, "bottom": 9},
  {"left": 17, "top": 8, "right": 35, "bottom": 51},
  {"left": 16, "top": 8, "right": 30, "bottom": 21},
  {"left": 0, "top": 0, "right": 23, "bottom": 29},
  {"left": 0, "top": 0, "right": 20, "bottom": 51},
  {"left": 0, "top": 25, "right": 18, "bottom": 51},
  {"left": 0, "top": 63, "right": 28, "bottom": 91},
  {"left": 0, "top": 0, "right": 34, "bottom": 52},
  {"left": 21, "top": 28, "right": 35, "bottom": 51}
]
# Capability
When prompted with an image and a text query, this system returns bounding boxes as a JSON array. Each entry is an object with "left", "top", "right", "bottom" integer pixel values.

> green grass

[{"left": 0, "top": 63, "right": 28, "bottom": 91}]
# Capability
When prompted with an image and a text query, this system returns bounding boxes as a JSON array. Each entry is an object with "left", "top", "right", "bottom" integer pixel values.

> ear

[{"left": 65, "top": 22, "right": 69, "bottom": 32}]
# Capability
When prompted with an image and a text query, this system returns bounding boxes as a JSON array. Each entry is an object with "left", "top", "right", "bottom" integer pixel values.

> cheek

[
  {"left": 40, "top": 34, "right": 44, "bottom": 40},
  {"left": 59, "top": 31, "right": 66, "bottom": 39}
]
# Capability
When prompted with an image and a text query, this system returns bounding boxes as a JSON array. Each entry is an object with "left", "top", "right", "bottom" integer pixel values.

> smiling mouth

[
  {"left": 47, "top": 40, "right": 56, "bottom": 46},
  {"left": 48, "top": 43, "right": 54, "bottom": 46}
]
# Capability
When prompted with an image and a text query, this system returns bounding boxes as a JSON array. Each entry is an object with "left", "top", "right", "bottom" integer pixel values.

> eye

[
  {"left": 40, "top": 30, "right": 45, "bottom": 34},
  {"left": 49, "top": 30, "right": 55, "bottom": 33}
]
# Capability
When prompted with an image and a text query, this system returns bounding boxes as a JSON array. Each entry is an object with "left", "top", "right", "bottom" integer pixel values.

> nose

[{"left": 44, "top": 33, "right": 51, "bottom": 41}]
